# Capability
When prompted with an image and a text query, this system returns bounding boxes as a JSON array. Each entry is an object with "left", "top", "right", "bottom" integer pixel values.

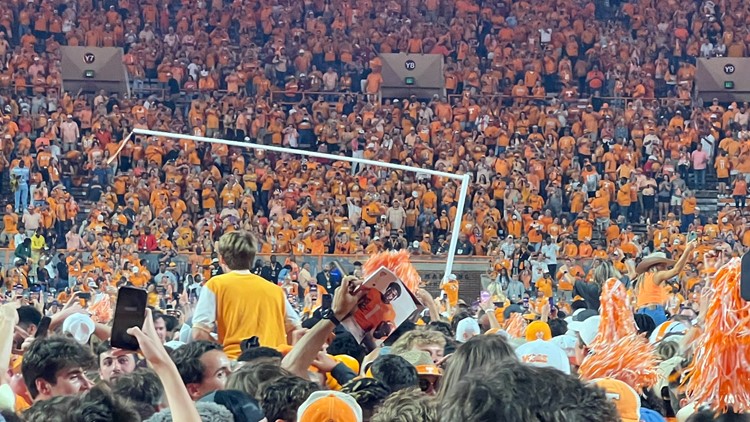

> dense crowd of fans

[{"left": 0, "top": 0, "right": 748, "bottom": 420}]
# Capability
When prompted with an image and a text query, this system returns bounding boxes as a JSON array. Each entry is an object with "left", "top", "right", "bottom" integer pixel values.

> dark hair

[
  {"left": 341, "top": 378, "right": 391, "bottom": 419},
  {"left": 201, "top": 389, "right": 266, "bottom": 422},
  {"left": 237, "top": 346, "right": 283, "bottom": 363},
  {"left": 170, "top": 340, "right": 223, "bottom": 385},
  {"left": 383, "top": 320, "right": 416, "bottom": 347},
  {"left": 162, "top": 314, "right": 179, "bottom": 332},
  {"left": 687, "top": 410, "right": 750, "bottom": 422},
  {"left": 427, "top": 321, "right": 454, "bottom": 338},
  {"left": 23, "top": 395, "right": 78, "bottom": 422},
  {"left": 69, "top": 385, "right": 141, "bottom": 422},
  {"left": 111, "top": 368, "right": 164, "bottom": 419},
  {"left": 24, "top": 385, "right": 140, "bottom": 422},
  {"left": 548, "top": 319, "right": 568, "bottom": 338},
  {"left": 22, "top": 336, "right": 97, "bottom": 399},
  {"left": 571, "top": 299, "right": 588, "bottom": 312},
  {"left": 0, "top": 409, "right": 22, "bottom": 422},
  {"left": 327, "top": 332, "right": 366, "bottom": 364},
  {"left": 440, "top": 360, "right": 619, "bottom": 421},
  {"left": 259, "top": 375, "right": 319, "bottom": 422},
  {"left": 370, "top": 355, "right": 418, "bottom": 393},
  {"left": 634, "top": 313, "right": 657, "bottom": 338},
  {"left": 17, "top": 305, "right": 42, "bottom": 329},
  {"left": 95, "top": 340, "right": 114, "bottom": 359}
]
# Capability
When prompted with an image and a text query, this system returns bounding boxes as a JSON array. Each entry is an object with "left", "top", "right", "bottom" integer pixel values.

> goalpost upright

[{"left": 131, "top": 128, "right": 472, "bottom": 283}]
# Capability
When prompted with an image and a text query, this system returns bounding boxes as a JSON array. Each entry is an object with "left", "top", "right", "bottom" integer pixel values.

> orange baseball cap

[
  {"left": 297, "top": 391, "right": 363, "bottom": 422},
  {"left": 525, "top": 321, "right": 552, "bottom": 341},
  {"left": 591, "top": 378, "right": 640, "bottom": 422}
]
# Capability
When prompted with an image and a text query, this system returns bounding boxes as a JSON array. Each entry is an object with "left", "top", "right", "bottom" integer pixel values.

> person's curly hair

[
  {"left": 259, "top": 375, "right": 319, "bottom": 422},
  {"left": 371, "top": 388, "right": 438, "bottom": 422},
  {"left": 341, "top": 378, "right": 391, "bottom": 419},
  {"left": 439, "top": 360, "right": 619, "bottom": 422}
]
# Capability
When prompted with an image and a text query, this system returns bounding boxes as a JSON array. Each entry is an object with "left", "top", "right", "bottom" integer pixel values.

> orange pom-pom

[
  {"left": 578, "top": 335, "right": 659, "bottom": 389},
  {"left": 363, "top": 250, "right": 421, "bottom": 293},
  {"left": 591, "top": 278, "right": 638, "bottom": 348},
  {"left": 88, "top": 294, "right": 112, "bottom": 324},
  {"left": 505, "top": 313, "right": 528, "bottom": 339},
  {"left": 684, "top": 258, "right": 750, "bottom": 413},
  {"left": 579, "top": 277, "right": 659, "bottom": 389}
]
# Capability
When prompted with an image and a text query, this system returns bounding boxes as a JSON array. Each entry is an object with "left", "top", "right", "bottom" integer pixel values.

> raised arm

[
  {"left": 654, "top": 241, "right": 696, "bottom": 285},
  {"left": 282, "top": 276, "right": 364, "bottom": 378}
]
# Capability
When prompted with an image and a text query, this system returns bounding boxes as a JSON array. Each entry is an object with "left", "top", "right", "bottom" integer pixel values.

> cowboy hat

[{"left": 636, "top": 252, "right": 675, "bottom": 274}]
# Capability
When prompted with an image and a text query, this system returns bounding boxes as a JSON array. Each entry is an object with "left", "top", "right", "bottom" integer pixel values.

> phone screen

[
  {"left": 687, "top": 231, "right": 697, "bottom": 243},
  {"left": 110, "top": 287, "right": 148, "bottom": 351},
  {"left": 522, "top": 297, "right": 530, "bottom": 309},
  {"left": 321, "top": 294, "right": 332, "bottom": 310},
  {"left": 35, "top": 316, "right": 52, "bottom": 338}
]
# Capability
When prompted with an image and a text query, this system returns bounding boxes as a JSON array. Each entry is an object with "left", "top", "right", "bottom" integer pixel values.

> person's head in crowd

[
  {"left": 548, "top": 319, "right": 569, "bottom": 337},
  {"left": 381, "top": 320, "right": 416, "bottom": 347},
  {"left": 455, "top": 317, "right": 481, "bottom": 343},
  {"left": 569, "top": 315, "right": 601, "bottom": 366},
  {"left": 170, "top": 340, "right": 231, "bottom": 401},
  {"left": 390, "top": 329, "right": 447, "bottom": 364},
  {"left": 226, "top": 363, "right": 291, "bottom": 399},
  {"left": 22, "top": 336, "right": 97, "bottom": 401},
  {"left": 218, "top": 231, "right": 258, "bottom": 271},
  {"left": 370, "top": 354, "right": 418, "bottom": 393},
  {"left": 370, "top": 388, "right": 437, "bottom": 422},
  {"left": 24, "top": 385, "right": 140, "bottom": 422},
  {"left": 440, "top": 360, "right": 619, "bottom": 421},
  {"left": 152, "top": 312, "right": 168, "bottom": 344},
  {"left": 146, "top": 401, "right": 235, "bottom": 422},
  {"left": 96, "top": 340, "right": 138, "bottom": 382},
  {"left": 16, "top": 305, "right": 42, "bottom": 346},
  {"left": 438, "top": 335, "right": 516, "bottom": 402},
  {"left": 327, "top": 332, "right": 366, "bottom": 365},
  {"left": 297, "top": 390, "right": 364, "bottom": 422},
  {"left": 110, "top": 368, "right": 164, "bottom": 420},
  {"left": 199, "top": 389, "right": 266, "bottom": 422},
  {"left": 259, "top": 375, "right": 319, "bottom": 422},
  {"left": 341, "top": 378, "right": 391, "bottom": 421},
  {"left": 634, "top": 314, "right": 657, "bottom": 338},
  {"left": 237, "top": 346, "right": 283, "bottom": 366}
]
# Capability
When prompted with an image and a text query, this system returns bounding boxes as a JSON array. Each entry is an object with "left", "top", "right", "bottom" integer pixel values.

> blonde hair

[
  {"left": 390, "top": 329, "right": 447, "bottom": 355},
  {"left": 593, "top": 260, "right": 622, "bottom": 286},
  {"left": 218, "top": 231, "right": 258, "bottom": 271},
  {"left": 371, "top": 388, "right": 437, "bottom": 422}
]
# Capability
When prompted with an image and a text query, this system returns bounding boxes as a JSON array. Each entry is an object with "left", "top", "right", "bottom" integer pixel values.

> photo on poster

[{"left": 342, "top": 267, "right": 421, "bottom": 349}]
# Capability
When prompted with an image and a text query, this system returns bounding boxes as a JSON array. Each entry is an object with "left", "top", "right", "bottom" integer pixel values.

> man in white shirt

[
  {"left": 539, "top": 238, "right": 559, "bottom": 276},
  {"left": 60, "top": 115, "right": 79, "bottom": 152}
]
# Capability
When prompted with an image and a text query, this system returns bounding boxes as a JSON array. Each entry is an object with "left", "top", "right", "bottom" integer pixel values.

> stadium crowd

[{"left": 0, "top": 0, "right": 748, "bottom": 419}]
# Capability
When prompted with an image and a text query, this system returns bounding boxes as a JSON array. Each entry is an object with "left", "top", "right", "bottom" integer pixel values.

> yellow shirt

[
  {"left": 30, "top": 235, "right": 46, "bottom": 251},
  {"left": 195, "top": 271, "right": 288, "bottom": 359}
]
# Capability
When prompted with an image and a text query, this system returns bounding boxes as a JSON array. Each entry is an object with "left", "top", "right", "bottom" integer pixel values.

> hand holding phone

[{"left": 110, "top": 287, "right": 148, "bottom": 351}]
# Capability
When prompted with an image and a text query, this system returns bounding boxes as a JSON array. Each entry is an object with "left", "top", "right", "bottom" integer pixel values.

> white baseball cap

[
  {"left": 455, "top": 318, "right": 480, "bottom": 343},
  {"left": 62, "top": 314, "right": 96, "bottom": 344},
  {"left": 515, "top": 339, "right": 571, "bottom": 374},
  {"left": 568, "top": 316, "right": 601, "bottom": 346}
]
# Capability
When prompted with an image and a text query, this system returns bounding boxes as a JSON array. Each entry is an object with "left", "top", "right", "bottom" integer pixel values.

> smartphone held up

[{"left": 110, "top": 287, "right": 148, "bottom": 351}]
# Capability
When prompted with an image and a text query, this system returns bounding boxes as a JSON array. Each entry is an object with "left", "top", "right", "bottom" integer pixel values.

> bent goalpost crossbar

[{"left": 130, "top": 128, "right": 472, "bottom": 283}]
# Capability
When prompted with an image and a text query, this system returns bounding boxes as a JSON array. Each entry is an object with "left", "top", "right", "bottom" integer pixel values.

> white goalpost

[{"left": 130, "top": 128, "right": 472, "bottom": 282}]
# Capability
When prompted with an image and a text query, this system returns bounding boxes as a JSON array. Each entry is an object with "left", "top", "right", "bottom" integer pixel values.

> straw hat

[{"left": 636, "top": 252, "right": 675, "bottom": 274}]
